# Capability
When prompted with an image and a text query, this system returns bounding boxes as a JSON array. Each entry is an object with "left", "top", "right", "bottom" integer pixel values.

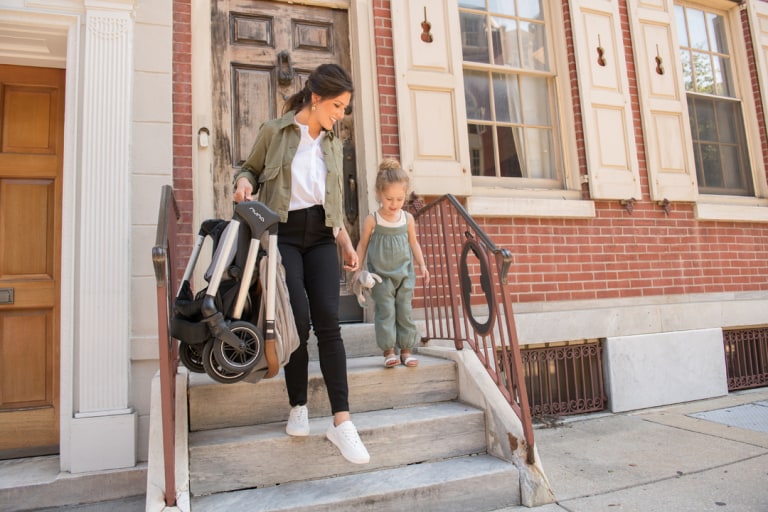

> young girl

[{"left": 356, "top": 159, "right": 430, "bottom": 368}]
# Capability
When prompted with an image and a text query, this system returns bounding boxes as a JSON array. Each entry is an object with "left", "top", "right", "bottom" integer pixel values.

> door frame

[
  {"left": 0, "top": 9, "right": 81, "bottom": 470},
  {"left": 191, "top": 0, "right": 381, "bottom": 317}
]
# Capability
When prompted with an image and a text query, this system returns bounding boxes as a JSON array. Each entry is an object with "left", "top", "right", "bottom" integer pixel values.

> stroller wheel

[
  {"left": 212, "top": 321, "right": 264, "bottom": 374},
  {"left": 178, "top": 342, "right": 205, "bottom": 373},
  {"left": 202, "top": 339, "right": 249, "bottom": 384}
]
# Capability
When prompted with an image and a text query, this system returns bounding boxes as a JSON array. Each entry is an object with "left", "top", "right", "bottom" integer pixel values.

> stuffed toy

[{"left": 350, "top": 270, "right": 382, "bottom": 307}]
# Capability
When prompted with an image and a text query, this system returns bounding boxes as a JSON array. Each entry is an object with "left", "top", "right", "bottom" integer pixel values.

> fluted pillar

[{"left": 69, "top": 2, "right": 136, "bottom": 473}]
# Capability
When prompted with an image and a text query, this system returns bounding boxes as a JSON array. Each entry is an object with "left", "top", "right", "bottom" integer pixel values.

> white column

[{"left": 70, "top": 2, "right": 136, "bottom": 473}]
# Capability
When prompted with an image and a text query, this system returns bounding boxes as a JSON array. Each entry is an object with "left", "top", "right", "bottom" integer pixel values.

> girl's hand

[
  {"left": 418, "top": 265, "right": 430, "bottom": 286},
  {"left": 233, "top": 177, "right": 253, "bottom": 203}
]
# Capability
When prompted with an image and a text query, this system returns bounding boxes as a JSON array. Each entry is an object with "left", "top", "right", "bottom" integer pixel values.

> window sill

[
  {"left": 466, "top": 191, "right": 595, "bottom": 218},
  {"left": 695, "top": 198, "right": 768, "bottom": 223}
]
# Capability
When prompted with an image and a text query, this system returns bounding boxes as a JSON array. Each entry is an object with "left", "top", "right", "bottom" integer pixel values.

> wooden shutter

[
  {"left": 570, "top": 0, "right": 641, "bottom": 200},
  {"left": 628, "top": 0, "right": 698, "bottom": 202},
  {"left": 391, "top": 0, "right": 471, "bottom": 195}
]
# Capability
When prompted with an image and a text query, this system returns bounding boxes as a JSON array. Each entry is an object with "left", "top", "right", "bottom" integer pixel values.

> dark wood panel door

[{"left": 212, "top": 0, "right": 362, "bottom": 321}]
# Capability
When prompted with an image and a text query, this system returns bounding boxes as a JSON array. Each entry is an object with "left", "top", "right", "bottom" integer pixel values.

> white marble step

[
  {"left": 190, "top": 454, "right": 521, "bottom": 512},
  {"left": 188, "top": 354, "right": 457, "bottom": 431},
  {"left": 189, "top": 401, "right": 487, "bottom": 496}
]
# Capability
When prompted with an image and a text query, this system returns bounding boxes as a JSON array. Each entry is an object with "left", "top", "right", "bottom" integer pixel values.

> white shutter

[
  {"left": 570, "top": 0, "right": 641, "bottom": 200},
  {"left": 748, "top": 0, "right": 768, "bottom": 134},
  {"left": 628, "top": 0, "right": 698, "bottom": 202},
  {"left": 391, "top": 0, "right": 471, "bottom": 195}
]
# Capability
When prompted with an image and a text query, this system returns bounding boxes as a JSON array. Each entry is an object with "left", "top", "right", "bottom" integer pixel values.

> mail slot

[{"left": 0, "top": 288, "right": 14, "bottom": 304}]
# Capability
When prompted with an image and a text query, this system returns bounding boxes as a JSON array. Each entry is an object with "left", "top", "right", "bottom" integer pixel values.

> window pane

[
  {"left": 468, "top": 124, "right": 495, "bottom": 176},
  {"left": 688, "top": 8, "right": 708, "bottom": 50},
  {"left": 716, "top": 101, "right": 737, "bottom": 143},
  {"left": 497, "top": 126, "right": 523, "bottom": 177},
  {"left": 700, "top": 143, "right": 723, "bottom": 188},
  {"left": 675, "top": 6, "right": 688, "bottom": 47},
  {"left": 461, "top": 12, "right": 490, "bottom": 63},
  {"left": 525, "top": 128, "right": 556, "bottom": 179},
  {"left": 713, "top": 56, "right": 734, "bottom": 97},
  {"left": 488, "top": 0, "right": 515, "bottom": 16},
  {"left": 521, "top": 76, "right": 551, "bottom": 125},
  {"left": 465, "top": 70, "right": 492, "bottom": 121},
  {"left": 680, "top": 50, "right": 693, "bottom": 91},
  {"left": 459, "top": 0, "right": 486, "bottom": 9},
  {"left": 694, "top": 99, "right": 716, "bottom": 141},
  {"left": 520, "top": 21, "right": 549, "bottom": 71},
  {"left": 707, "top": 12, "right": 728, "bottom": 54},
  {"left": 491, "top": 17, "right": 520, "bottom": 67},
  {"left": 518, "top": 0, "right": 544, "bottom": 21},
  {"left": 493, "top": 73, "right": 521, "bottom": 123},
  {"left": 721, "top": 145, "right": 742, "bottom": 190},
  {"left": 692, "top": 51, "right": 714, "bottom": 94}
]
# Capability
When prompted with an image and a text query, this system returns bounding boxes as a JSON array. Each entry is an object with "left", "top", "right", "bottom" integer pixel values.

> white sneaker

[
  {"left": 326, "top": 420, "right": 370, "bottom": 464},
  {"left": 286, "top": 405, "right": 309, "bottom": 436}
]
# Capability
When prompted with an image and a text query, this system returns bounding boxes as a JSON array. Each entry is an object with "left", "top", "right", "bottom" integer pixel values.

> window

[
  {"left": 676, "top": 3, "right": 754, "bottom": 196},
  {"left": 459, "top": 0, "right": 562, "bottom": 188}
]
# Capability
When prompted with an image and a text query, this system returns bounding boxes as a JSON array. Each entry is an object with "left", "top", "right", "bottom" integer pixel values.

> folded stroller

[{"left": 172, "top": 201, "right": 298, "bottom": 384}]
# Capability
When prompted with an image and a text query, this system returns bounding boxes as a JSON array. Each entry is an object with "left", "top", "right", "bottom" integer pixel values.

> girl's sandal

[
  {"left": 383, "top": 351, "right": 399, "bottom": 368},
  {"left": 400, "top": 352, "right": 419, "bottom": 367}
]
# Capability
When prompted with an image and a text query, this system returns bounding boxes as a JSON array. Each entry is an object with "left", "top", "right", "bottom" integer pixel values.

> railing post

[
  {"left": 152, "top": 185, "right": 180, "bottom": 507},
  {"left": 438, "top": 200, "right": 464, "bottom": 350}
]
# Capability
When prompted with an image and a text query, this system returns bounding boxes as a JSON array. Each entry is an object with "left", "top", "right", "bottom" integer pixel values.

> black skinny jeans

[{"left": 279, "top": 205, "right": 349, "bottom": 414}]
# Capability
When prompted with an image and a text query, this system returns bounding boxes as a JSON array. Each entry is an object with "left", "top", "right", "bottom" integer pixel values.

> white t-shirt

[{"left": 289, "top": 119, "right": 327, "bottom": 211}]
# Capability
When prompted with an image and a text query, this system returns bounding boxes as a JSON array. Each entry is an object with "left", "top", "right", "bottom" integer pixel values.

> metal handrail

[
  {"left": 152, "top": 185, "right": 180, "bottom": 507},
  {"left": 412, "top": 194, "right": 535, "bottom": 464}
]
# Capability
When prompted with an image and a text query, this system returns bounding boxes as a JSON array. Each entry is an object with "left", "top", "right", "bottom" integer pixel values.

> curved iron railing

[
  {"left": 412, "top": 194, "right": 535, "bottom": 464},
  {"left": 152, "top": 185, "right": 180, "bottom": 507}
]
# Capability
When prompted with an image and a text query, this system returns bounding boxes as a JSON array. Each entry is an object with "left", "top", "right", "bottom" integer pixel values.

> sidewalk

[{"left": 519, "top": 388, "right": 768, "bottom": 512}]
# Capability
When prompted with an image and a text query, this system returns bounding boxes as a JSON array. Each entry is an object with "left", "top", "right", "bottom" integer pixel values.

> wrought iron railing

[
  {"left": 412, "top": 194, "right": 535, "bottom": 464},
  {"left": 152, "top": 185, "right": 180, "bottom": 507},
  {"left": 520, "top": 340, "right": 607, "bottom": 417},
  {"left": 724, "top": 327, "right": 768, "bottom": 391}
]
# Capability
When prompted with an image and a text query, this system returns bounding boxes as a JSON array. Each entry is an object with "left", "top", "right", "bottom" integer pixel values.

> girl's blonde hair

[{"left": 375, "top": 158, "right": 410, "bottom": 193}]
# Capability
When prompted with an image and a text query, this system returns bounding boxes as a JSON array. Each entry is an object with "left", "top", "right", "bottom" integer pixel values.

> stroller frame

[{"left": 174, "top": 201, "right": 282, "bottom": 383}]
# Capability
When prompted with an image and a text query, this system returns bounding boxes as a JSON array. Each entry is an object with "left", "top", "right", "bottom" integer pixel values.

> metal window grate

[
  {"left": 724, "top": 327, "right": 768, "bottom": 391},
  {"left": 520, "top": 340, "right": 607, "bottom": 417}
]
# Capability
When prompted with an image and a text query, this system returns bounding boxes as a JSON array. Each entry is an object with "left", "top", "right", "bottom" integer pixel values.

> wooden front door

[
  {"left": 212, "top": 0, "right": 362, "bottom": 321},
  {"left": 0, "top": 65, "right": 64, "bottom": 459}
]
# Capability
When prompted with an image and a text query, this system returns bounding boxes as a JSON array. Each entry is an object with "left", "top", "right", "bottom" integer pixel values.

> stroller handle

[{"left": 234, "top": 201, "right": 280, "bottom": 239}]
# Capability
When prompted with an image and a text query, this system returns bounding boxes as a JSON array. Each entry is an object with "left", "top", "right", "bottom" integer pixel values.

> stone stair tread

[
  {"left": 188, "top": 353, "right": 452, "bottom": 389},
  {"left": 190, "top": 454, "right": 520, "bottom": 512},
  {"left": 188, "top": 354, "right": 458, "bottom": 432},
  {"left": 188, "top": 402, "right": 487, "bottom": 495},
  {"left": 189, "top": 401, "right": 479, "bottom": 446}
]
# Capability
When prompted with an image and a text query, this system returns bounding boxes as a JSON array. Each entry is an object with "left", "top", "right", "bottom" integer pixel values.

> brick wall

[{"left": 173, "top": 0, "right": 193, "bottom": 281}]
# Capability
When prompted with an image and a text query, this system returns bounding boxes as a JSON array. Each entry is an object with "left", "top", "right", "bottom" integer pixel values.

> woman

[{"left": 233, "top": 64, "right": 369, "bottom": 465}]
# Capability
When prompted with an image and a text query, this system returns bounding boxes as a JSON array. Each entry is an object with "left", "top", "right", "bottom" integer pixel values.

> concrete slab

[
  {"left": 534, "top": 413, "right": 764, "bottom": 502},
  {"left": 604, "top": 328, "right": 728, "bottom": 412},
  {"left": 556, "top": 454, "right": 768, "bottom": 512}
]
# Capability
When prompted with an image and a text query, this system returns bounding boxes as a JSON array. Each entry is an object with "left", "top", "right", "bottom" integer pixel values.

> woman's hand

[
  {"left": 233, "top": 177, "right": 253, "bottom": 203},
  {"left": 341, "top": 244, "right": 359, "bottom": 272}
]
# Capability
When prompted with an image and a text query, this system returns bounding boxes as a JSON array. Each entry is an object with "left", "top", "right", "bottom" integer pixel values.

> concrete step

[
  {"left": 190, "top": 454, "right": 521, "bottom": 512},
  {"left": 188, "top": 354, "right": 457, "bottom": 431},
  {"left": 188, "top": 401, "right": 487, "bottom": 496}
]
